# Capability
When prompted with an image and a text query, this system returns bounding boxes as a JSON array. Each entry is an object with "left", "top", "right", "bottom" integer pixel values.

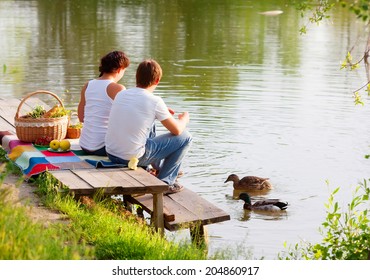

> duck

[
  {"left": 239, "top": 192, "right": 288, "bottom": 211},
  {"left": 224, "top": 174, "right": 273, "bottom": 191}
]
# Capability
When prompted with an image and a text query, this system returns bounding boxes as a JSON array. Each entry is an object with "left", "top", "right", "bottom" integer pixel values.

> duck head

[
  {"left": 224, "top": 174, "right": 239, "bottom": 183},
  {"left": 238, "top": 192, "right": 252, "bottom": 205}
]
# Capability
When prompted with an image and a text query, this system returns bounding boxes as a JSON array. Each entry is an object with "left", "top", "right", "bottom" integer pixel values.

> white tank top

[{"left": 79, "top": 79, "right": 113, "bottom": 151}]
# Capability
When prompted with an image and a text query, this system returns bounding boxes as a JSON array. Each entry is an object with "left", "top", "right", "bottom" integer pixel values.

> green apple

[{"left": 49, "top": 139, "right": 60, "bottom": 150}]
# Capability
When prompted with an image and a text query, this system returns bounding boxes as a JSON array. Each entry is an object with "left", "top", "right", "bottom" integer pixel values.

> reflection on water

[
  {"left": 240, "top": 209, "right": 289, "bottom": 222},
  {"left": 1, "top": 0, "right": 370, "bottom": 259}
]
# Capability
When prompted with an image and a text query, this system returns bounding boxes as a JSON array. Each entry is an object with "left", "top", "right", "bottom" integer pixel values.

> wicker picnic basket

[{"left": 14, "top": 90, "right": 69, "bottom": 142}]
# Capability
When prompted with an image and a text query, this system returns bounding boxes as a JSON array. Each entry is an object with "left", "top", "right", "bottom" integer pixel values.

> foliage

[
  {"left": 279, "top": 180, "right": 370, "bottom": 260},
  {"left": 295, "top": 0, "right": 370, "bottom": 30},
  {"left": 295, "top": 0, "right": 370, "bottom": 103},
  {"left": 339, "top": 0, "right": 370, "bottom": 22},
  {"left": 68, "top": 122, "right": 83, "bottom": 129},
  {"left": 294, "top": 0, "right": 335, "bottom": 34},
  {"left": 26, "top": 105, "right": 46, "bottom": 118}
]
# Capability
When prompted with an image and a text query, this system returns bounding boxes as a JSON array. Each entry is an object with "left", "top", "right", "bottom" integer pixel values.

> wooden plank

[
  {"left": 50, "top": 168, "right": 168, "bottom": 196},
  {"left": 168, "top": 189, "right": 230, "bottom": 224},
  {"left": 99, "top": 168, "right": 145, "bottom": 187},
  {"left": 68, "top": 168, "right": 168, "bottom": 195},
  {"left": 106, "top": 168, "right": 169, "bottom": 193},
  {"left": 0, "top": 117, "right": 15, "bottom": 133},
  {"left": 126, "top": 194, "right": 175, "bottom": 222},
  {"left": 129, "top": 188, "right": 230, "bottom": 231},
  {"left": 125, "top": 167, "right": 170, "bottom": 190},
  {"left": 0, "top": 99, "right": 22, "bottom": 127},
  {"left": 73, "top": 169, "right": 132, "bottom": 189},
  {"left": 49, "top": 170, "right": 95, "bottom": 195}
]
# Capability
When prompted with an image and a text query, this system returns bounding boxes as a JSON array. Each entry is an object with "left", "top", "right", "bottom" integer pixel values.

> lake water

[{"left": 1, "top": 0, "right": 370, "bottom": 259}]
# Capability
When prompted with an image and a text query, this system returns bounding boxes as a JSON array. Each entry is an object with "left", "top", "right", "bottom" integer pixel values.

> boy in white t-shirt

[{"left": 105, "top": 59, "right": 191, "bottom": 193}]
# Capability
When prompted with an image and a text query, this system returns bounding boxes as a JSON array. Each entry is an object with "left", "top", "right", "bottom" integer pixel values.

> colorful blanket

[{"left": 0, "top": 131, "right": 125, "bottom": 178}]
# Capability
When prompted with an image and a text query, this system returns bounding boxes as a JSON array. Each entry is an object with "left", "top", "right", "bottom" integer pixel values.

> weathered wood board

[
  {"left": 49, "top": 168, "right": 169, "bottom": 195},
  {"left": 126, "top": 188, "right": 231, "bottom": 231}
]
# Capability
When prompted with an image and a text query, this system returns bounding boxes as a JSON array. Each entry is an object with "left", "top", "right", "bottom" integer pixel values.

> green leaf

[
  {"left": 299, "top": 26, "right": 307, "bottom": 34},
  {"left": 332, "top": 187, "right": 340, "bottom": 196},
  {"left": 354, "top": 92, "right": 364, "bottom": 106}
]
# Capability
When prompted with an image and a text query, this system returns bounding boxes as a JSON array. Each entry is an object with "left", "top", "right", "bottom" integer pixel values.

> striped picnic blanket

[{"left": 0, "top": 131, "right": 125, "bottom": 177}]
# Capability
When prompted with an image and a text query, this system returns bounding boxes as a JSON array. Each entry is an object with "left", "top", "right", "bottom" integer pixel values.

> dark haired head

[
  {"left": 136, "top": 59, "right": 162, "bottom": 87},
  {"left": 99, "top": 51, "right": 130, "bottom": 77}
]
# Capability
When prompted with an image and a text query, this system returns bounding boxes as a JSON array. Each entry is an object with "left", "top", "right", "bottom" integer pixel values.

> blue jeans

[
  {"left": 81, "top": 146, "right": 107, "bottom": 156},
  {"left": 108, "top": 130, "right": 192, "bottom": 186}
]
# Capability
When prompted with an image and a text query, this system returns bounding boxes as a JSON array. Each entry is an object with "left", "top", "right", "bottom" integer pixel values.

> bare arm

[
  {"left": 161, "top": 112, "right": 190, "bottom": 135},
  {"left": 77, "top": 82, "right": 88, "bottom": 122},
  {"left": 107, "top": 82, "right": 126, "bottom": 100}
]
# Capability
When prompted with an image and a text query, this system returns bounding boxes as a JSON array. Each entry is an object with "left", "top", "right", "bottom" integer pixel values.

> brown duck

[{"left": 224, "top": 174, "right": 273, "bottom": 191}]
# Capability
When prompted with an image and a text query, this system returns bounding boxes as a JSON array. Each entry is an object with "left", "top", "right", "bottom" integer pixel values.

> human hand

[
  {"left": 168, "top": 107, "right": 175, "bottom": 115},
  {"left": 178, "top": 112, "right": 190, "bottom": 123}
]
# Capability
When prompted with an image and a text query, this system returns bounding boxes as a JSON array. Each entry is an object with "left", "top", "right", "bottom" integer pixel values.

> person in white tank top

[{"left": 78, "top": 51, "right": 130, "bottom": 155}]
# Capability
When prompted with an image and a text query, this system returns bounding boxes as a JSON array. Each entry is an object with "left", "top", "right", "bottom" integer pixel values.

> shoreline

[{"left": 1, "top": 173, "right": 65, "bottom": 225}]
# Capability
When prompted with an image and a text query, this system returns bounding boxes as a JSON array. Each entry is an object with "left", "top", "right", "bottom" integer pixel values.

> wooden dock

[{"left": 0, "top": 93, "right": 230, "bottom": 243}]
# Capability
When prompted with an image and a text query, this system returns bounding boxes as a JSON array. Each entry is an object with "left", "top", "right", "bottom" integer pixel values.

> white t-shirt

[
  {"left": 105, "top": 87, "right": 171, "bottom": 160},
  {"left": 79, "top": 79, "right": 113, "bottom": 151}
]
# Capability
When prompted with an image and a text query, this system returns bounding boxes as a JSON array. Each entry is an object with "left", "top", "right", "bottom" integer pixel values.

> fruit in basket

[
  {"left": 59, "top": 139, "right": 71, "bottom": 151},
  {"left": 25, "top": 104, "right": 70, "bottom": 119},
  {"left": 43, "top": 105, "right": 60, "bottom": 118},
  {"left": 49, "top": 139, "right": 60, "bottom": 150},
  {"left": 34, "top": 136, "right": 53, "bottom": 146},
  {"left": 26, "top": 105, "right": 46, "bottom": 119},
  {"left": 47, "top": 105, "right": 70, "bottom": 118}
]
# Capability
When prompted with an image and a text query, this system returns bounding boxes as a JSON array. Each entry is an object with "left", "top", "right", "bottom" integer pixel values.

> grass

[
  {"left": 34, "top": 172, "right": 209, "bottom": 260},
  {"left": 0, "top": 176, "right": 93, "bottom": 259},
  {"left": 0, "top": 150, "right": 211, "bottom": 260}
]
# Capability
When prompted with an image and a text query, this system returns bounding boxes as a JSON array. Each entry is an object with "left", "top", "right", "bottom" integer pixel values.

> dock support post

[
  {"left": 190, "top": 223, "right": 208, "bottom": 248},
  {"left": 152, "top": 193, "right": 164, "bottom": 236}
]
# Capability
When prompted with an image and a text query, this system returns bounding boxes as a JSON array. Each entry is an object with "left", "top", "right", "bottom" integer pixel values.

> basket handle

[{"left": 15, "top": 90, "right": 64, "bottom": 119}]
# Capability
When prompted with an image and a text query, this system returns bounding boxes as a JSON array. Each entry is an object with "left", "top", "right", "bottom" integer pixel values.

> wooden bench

[
  {"left": 0, "top": 95, "right": 231, "bottom": 243},
  {"left": 48, "top": 168, "right": 168, "bottom": 232}
]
